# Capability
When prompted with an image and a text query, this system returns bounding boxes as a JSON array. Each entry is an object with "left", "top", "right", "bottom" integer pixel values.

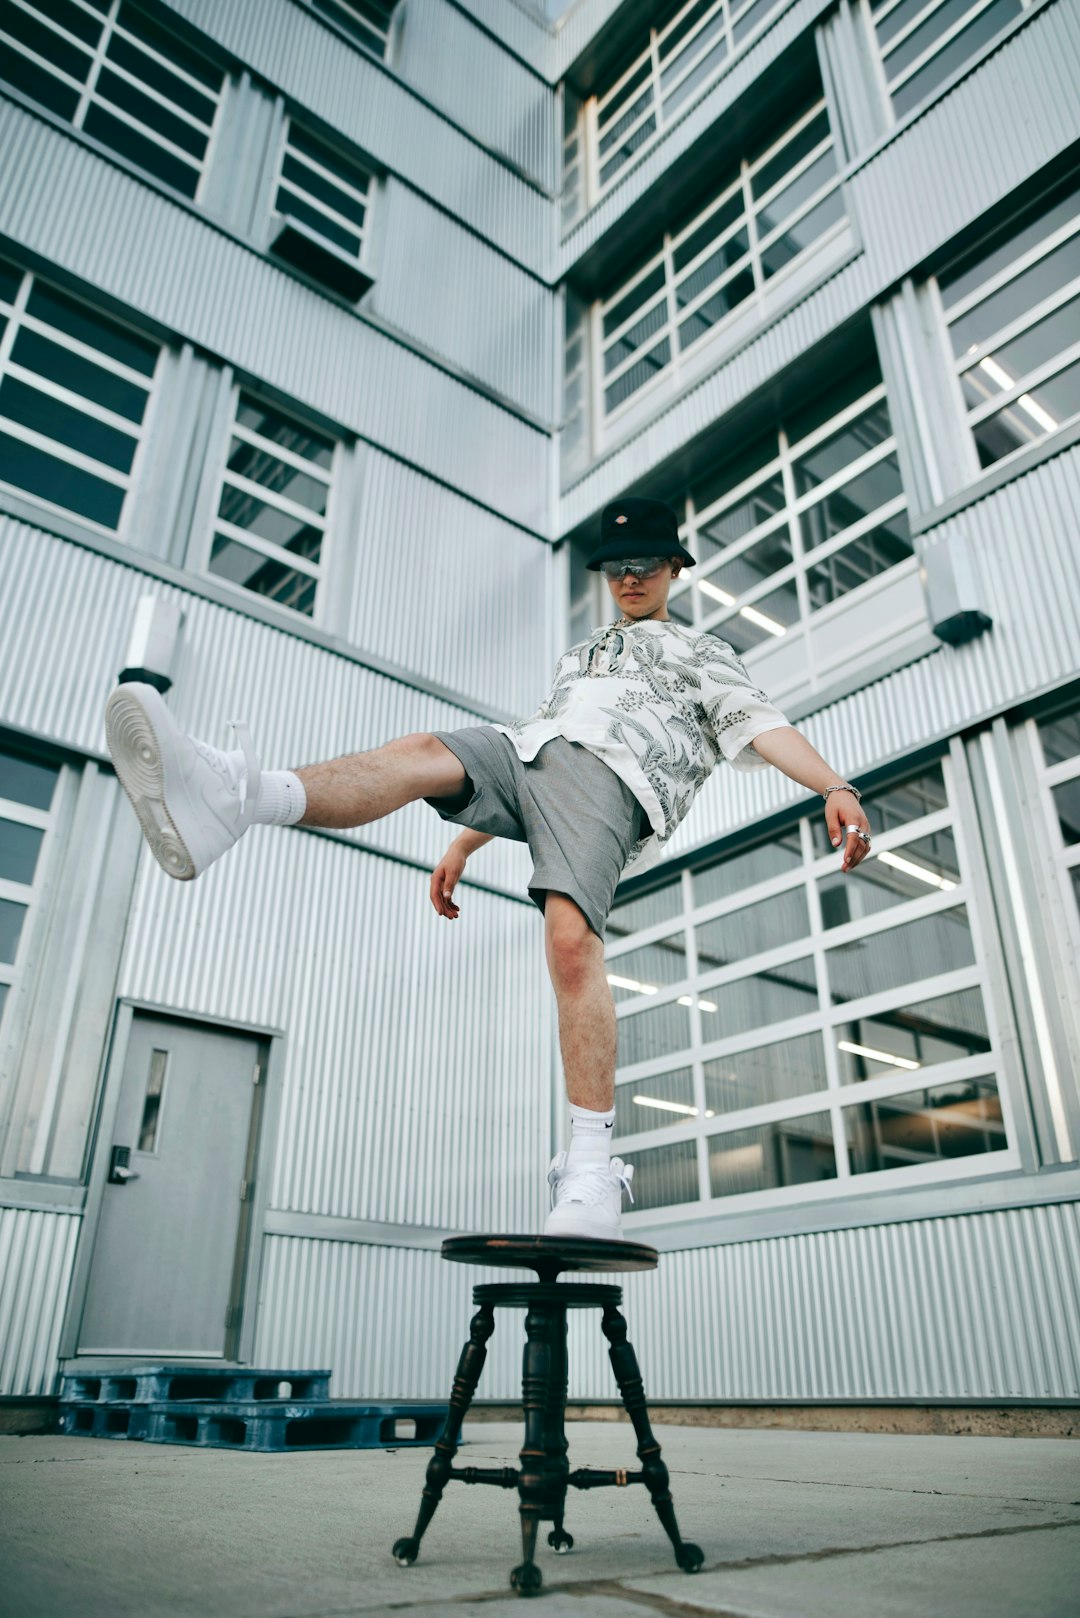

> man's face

[{"left": 604, "top": 558, "right": 682, "bottom": 620}]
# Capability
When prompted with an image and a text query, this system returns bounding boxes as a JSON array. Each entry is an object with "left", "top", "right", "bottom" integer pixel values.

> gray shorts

[{"left": 423, "top": 726, "right": 649, "bottom": 939}]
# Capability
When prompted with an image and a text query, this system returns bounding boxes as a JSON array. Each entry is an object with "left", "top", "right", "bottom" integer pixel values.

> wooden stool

[{"left": 391, "top": 1235, "right": 704, "bottom": 1597}]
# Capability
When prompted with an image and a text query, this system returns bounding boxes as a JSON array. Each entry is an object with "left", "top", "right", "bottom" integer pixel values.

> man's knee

[{"left": 545, "top": 893, "right": 602, "bottom": 987}]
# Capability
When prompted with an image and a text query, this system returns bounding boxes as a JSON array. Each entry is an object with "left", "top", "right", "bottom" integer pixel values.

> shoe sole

[
  {"left": 543, "top": 1214, "right": 625, "bottom": 1241},
  {"left": 105, "top": 686, "right": 197, "bottom": 881}
]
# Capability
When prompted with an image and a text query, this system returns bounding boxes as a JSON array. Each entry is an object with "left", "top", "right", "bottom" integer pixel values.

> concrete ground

[{"left": 1, "top": 1418, "right": 1078, "bottom": 1617}]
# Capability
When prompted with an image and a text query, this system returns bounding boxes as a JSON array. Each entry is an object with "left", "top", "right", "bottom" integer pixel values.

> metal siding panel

[
  {"left": 559, "top": 0, "right": 1080, "bottom": 531},
  {"left": 0, "top": 1207, "right": 80, "bottom": 1395},
  {"left": 351, "top": 451, "right": 554, "bottom": 711},
  {"left": 0, "top": 100, "right": 548, "bottom": 532},
  {"left": 161, "top": 0, "right": 549, "bottom": 271},
  {"left": 395, "top": 0, "right": 557, "bottom": 190},
  {"left": 369, "top": 180, "right": 556, "bottom": 422},
  {"left": 254, "top": 1203, "right": 1080, "bottom": 1399}
]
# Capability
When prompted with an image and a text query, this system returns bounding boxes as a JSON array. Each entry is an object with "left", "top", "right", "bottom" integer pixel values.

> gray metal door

[{"left": 78, "top": 1014, "right": 262, "bottom": 1356}]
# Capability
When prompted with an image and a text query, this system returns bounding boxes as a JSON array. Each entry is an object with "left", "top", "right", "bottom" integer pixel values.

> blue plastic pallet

[
  {"left": 59, "top": 1397, "right": 450, "bottom": 1451},
  {"left": 58, "top": 1364, "right": 331, "bottom": 1405}
]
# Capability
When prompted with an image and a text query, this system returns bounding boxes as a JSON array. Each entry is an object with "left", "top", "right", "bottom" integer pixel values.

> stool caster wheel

[
  {"left": 547, "top": 1527, "right": 574, "bottom": 1554},
  {"left": 392, "top": 1536, "right": 420, "bottom": 1566},
  {"left": 677, "top": 1541, "right": 705, "bottom": 1573},
  {"left": 510, "top": 1562, "right": 543, "bottom": 1596}
]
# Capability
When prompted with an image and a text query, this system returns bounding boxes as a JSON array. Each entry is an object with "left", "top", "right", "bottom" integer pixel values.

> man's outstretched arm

[
  {"left": 747, "top": 726, "right": 872, "bottom": 872},
  {"left": 430, "top": 828, "right": 494, "bottom": 919}
]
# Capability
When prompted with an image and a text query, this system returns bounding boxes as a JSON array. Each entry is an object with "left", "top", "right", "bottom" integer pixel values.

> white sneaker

[
  {"left": 105, "top": 682, "right": 261, "bottom": 880},
  {"left": 543, "top": 1152, "right": 635, "bottom": 1242}
]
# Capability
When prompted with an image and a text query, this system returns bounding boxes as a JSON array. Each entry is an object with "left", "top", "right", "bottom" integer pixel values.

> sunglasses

[{"left": 600, "top": 557, "right": 673, "bottom": 580}]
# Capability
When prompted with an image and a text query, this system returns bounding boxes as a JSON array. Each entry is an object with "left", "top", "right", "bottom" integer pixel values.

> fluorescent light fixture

[
  {"left": 739, "top": 603, "right": 786, "bottom": 637},
  {"left": 698, "top": 579, "right": 735, "bottom": 605},
  {"left": 677, "top": 995, "right": 718, "bottom": 1012},
  {"left": 877, "top": 848, "right": 956, "bottom": 890},
  {"left": 607, "top": 973, "right": 659, "bottom": 993},
  {"left": 632, "top": 1095, "right": 699, "bottom": 1115},
  {"left": 978, "top": 354, "right": 1058, "bottom": 432},
  {"left": 837, "top": 1038, "right": 920, "bottom": 1071}
]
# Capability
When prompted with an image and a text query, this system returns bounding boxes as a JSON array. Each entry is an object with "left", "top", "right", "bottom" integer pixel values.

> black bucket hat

[{"left": 586, "top": 496, "right": 697, "bottom": 571}]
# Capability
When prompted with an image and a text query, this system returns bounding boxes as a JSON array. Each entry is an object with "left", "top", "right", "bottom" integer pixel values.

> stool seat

[
  {"left": 442, "top": 1233, "right": 658, "bottom": 1279},
  {"left": 391, "top": 1232, "right": 704, "bottom": 1598}
]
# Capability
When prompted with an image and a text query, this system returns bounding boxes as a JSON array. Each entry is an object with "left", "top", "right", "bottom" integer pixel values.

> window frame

[{"left": 0, "top": 752, "right": 65, "bottom": 1043}]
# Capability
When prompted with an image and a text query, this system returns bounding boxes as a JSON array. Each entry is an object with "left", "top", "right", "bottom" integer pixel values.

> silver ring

[{"left": 844, "top": 825, "right": 871, "bottom": 845}]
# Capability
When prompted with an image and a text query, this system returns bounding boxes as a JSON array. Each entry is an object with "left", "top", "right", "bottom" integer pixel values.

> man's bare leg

[
  {"left": 543, "top": 891, "right": 616, "bottom": 1111},
  {"left": 294, "top": 734, "right": 467, "bottom": 829}
]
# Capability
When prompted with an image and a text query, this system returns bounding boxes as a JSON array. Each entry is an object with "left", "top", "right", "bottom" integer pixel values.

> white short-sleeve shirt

[{"left": 490, "top": 617, "right": 791, "bottom": 878}]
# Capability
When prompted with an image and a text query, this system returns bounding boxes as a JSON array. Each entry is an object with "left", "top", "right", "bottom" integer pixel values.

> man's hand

[
  {"left": 826, "top": 790, "right": 872, "bottom": 873},
  {"left": 430, "top": 845, "right": 467, "bottom": 918}
]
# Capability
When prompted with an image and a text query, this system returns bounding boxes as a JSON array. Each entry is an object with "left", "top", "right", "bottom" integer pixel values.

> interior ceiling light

[{"left": 837, "top": 1038, "right": 920, "bottom": 1071}]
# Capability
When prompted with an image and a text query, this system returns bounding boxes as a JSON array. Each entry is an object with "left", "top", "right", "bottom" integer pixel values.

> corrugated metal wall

[
  {"left": 0, "top": 1209, "right": 80, "bottom": 1397},
  {"left": 161, "top": 0, "right": 550, "bottom": 272},
  {"left": 395, "top": 0, "right": 558, "bottom": 191},
  {"left": 255, "top": 1201, "right": 1080, "bottom": 1400},
  {"left": 0, "top": 99, "right": 548, "bottom": 532}
]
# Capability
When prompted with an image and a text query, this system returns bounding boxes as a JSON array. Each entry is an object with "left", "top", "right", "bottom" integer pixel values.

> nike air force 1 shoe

[
  {"left": 543, "top": 1151, "right": 635, "bottom": 1241},
  {"left": 105, "top": 682, "right": 261, "bottom": 880}
]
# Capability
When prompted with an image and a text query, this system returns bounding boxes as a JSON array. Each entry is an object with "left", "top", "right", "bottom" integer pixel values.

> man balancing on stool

[{"left": 104, "top": 496, "right": 872, "bottom": 1241}]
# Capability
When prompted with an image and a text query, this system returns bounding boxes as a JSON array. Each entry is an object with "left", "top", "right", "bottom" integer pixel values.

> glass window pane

[
  {"left": 827, "top": 904, "right": 975, "bottom": 1005},
  {"left": 117, "top": 3, "right": 222, "bottom": 91},
  {"left": 82, "top": 103, "right": 200, "bottom": 196},
  {"left": 662, "top": 33, "right": 727, "bottom": 121},
  {"left": 835, "top": 984, "right": 991, "bottom": 1082},
  {"left": 792, "top": 403, "right": 894, "bottom": 495},
  {"left": 696, "top": 885, "right": 811, "bottom": 969},
  {"left": 696, "top": 480, "right": 784, "bottom": 564},
  {"left": 0, "top": 259, "right": 21, "bottom": 306},
  {"left": 890, "top": 0, "right": 1024, "bottom": 121},
  {"left": 0, "top": 982, "right": 7, "bottom": 1027},
  {"left": 805, "top": 511, "right": 913, "bottom": 610},
  {"left": 702, "top": 525, "right": 793, "bottom": 598},
  {"left": 137, "top": 1048, "right": 168, "bottom": 1152},
  {"left": 218, "top": 490, "right": 325, "bottom": 556},
  {"left": 959, "top": 301, "right": 1080, "bottom": 412},
  {"left": 617, "top": 999, "right": 692, "bottom": 1067},
  {"left": 759, "top": 186, "right": 845, "bottom": 279},
  {"left": 709, "top": 1110, "right": 836, "bottom": 1196},
  {"left": 605, "top": 339, "right": 670, "bottom": 411},
  {"left": 25, "top": 283, "right": 158, "bottom": 376},
  {"left": 1050, "top": 777, "right": 1080, "bottom": 847},
  {"left": 785, "top": 356, "right": 884, "bottom": 451},
  {"left": 818, "top": 828, "right": 960, "bottom": 930},
  {"left": 106, "top": 31, "right": 217, "bottom": 121},
  {"left": 970, "top": 355, "right": 1080, "bottom": 470},
  {"left": 675, "top": 229, "right": 751, "bottom": 309},
  {"left": 939, "top": 178, "right": 1080, "bottom": 314},
  {"left": 704, "top": 1030, "right": 828, "bottom": 1115},
  {"left": 756, "top": 147, "right": 837, "bottom": 241},
  {"left": 0, "top": 896, "right": 28, "bottom": 964},
  {"left": 235, "top": 399, "right": 334, "bottom": 468},
  {"left": 752, "top": 111, "right": 831, "bottom": 202},
  {"left": 607, "top": 934, "right": 689, "bottom": 1002},
  {"left": 704, "top": 581, "right": 799, "bottom": 652},
  {"left": 603, "top": 265, "right": 666, "bottom": 342},
  {"left": 607, "top": 880, "right": 684, "bottom": 941},
  {"left": 224, "top": 443, "right": 328, "bottom": 514},
  {"left": 0, "top": 376, "right": 138, "bottom": 472},
  {"left": 11, "top": 328, "right": 150, "bottom": 422},
  {"left": 615, "top": 1066, "right": 697, "bottom": 1134},
  {"left": 1036, "top": 706, "right": 1080, "bottom": 767},
  {"left": 844, "top": 1076, "right": 1007, "bottom": 1172},
  {"left": 275, "top": 188, "right": 362, "bottom": 257},
  {"left": 0, "top": 751, "right": 60, "bottom": 811},
  {"left": 628, "top": 1137, "right": 699, "bottom": 1211},
  {"left": 809, "top": 761, "right": 946, "bottom": 855},
  {"left": 692, "top": 828, "right": 803, "bottom": 908},
  {"left": 604, "top": 299, "right": 668, "bottom": 375},
  {"left": 677, "top": 267, "right": 755, "bottom": 349},
  {"left": 95, "top": 65, "right": 207, "bottom": 158},
  {"left": 947, "top": 235, "right": 1080, "bottom": 361},
  {"left": 209, "top": 535, "right": 317, "bottom": 617},
  {"left": 0, "top": 430, "right": 125, "bottom": 528},
  {"left": 701, "top": 955, "right": 818, "bottom": 1037},
  {"left": 282, "top": 148, "right": 367, "bottom": 224},
  {"left": 0, "top": 1, "right": 93, "bottom": 82},
  {"left": 0, "top": 818, "right": 45, "bottom": 885}
]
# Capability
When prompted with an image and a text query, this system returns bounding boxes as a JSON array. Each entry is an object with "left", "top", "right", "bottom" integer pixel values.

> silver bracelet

[{"left": 822, "top": 782, "right": 861, "bottom": 803}]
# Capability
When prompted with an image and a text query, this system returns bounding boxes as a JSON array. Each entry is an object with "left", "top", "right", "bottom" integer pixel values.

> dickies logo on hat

[{"left": 615, "top": 514, "right": 627, "bottom": 523}]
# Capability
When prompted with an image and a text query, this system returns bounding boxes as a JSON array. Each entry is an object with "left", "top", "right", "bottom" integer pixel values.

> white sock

[
  {"left": 567, "top": 1101, "right": 615, "bottom": 1164},
  {"left": 250, "top": 768, "right": 307, "bottom": 826}
]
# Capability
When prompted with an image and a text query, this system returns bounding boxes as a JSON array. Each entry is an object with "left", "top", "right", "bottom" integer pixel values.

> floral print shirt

[{"left": 491, "top": 617, "right": 791, "bottom": 878}]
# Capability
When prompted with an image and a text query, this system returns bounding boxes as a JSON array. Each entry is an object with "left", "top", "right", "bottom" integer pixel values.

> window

[
  {"left": 269, "top": 120, "right": 374, "bottom": 299},
  {"left": 575, "top": 0, "right": 789, "bottom": 215},
  {"left": 1034, "top": 697, "right": 1080, "bottom": 930},
  {"left": 595, "top": 92, "right": 845, "bottom": 420},
  {"left": 606, "top": 757, "right": 1010, "bottom": 1215},
  {"left": 869, "top": 0, "right": 1030, "bottom": 122},
  {"left": 938, "top": 171, "right": 1080, "bottom": 473},
  {"left": 0, "top": 746, "right": 62, "bottom": 1034},
  {"left": 209, "top": 392, "right": 337, "bottom": 619},
  {"left": 0, "top": 0, "right": 224, "bottom": 200},
  {"left": 0, "top": 259, "right": 159, "bottom": 531},
  {"left": 662, "top": 356, "right": 912, "bottom": 650},
  {"left": 309, "top": 0, "right": 396, "bottom": 59}
]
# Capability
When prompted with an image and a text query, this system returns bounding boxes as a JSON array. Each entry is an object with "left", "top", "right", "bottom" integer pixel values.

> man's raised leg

[{"left": 104, "top": 680, "right": 467, "bottom": 880}]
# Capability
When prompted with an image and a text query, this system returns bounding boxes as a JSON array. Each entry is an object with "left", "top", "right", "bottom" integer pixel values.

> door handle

[{"left": 108, "top": 1145, "right": 141, "bottom": 1185}]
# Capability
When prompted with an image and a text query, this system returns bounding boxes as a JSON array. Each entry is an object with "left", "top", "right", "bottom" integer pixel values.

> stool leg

[
  {"left": 392, "top": 1302, "right": 495, "bottom": 1567},
  {"left": 510, "top": 1305, "right": 552, "bottom": 1596},
  {"left": 544, "top": 1305, "right": 573, "bottom": 1555},
  {"left": 601, "top": 1303, "right": 704, "bottom": 1574}
]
